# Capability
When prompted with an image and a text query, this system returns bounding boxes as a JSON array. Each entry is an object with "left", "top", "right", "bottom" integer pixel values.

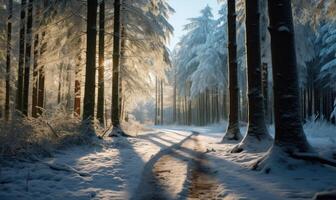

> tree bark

[
  {"left": 155, "top": 77, "right": 158, "bottom": 125},
  {"left": 74, "top": 52, "right": 82, "bottom": 117},
  {"left": 83, "top": 0, "right": 98, "bottom": 121},
  {"left": 232, "top": 0, "right": 272, "bottom": 153},
  {"left": 22, "top": 0, "right": 34, "bottom": 116},
  {"left": 37, "top": 31, "right": 46, "bottom": 116},
  {"left": 32, "top": 33, "right": 39, "bottom": 118},
  {"left": 119, "top": 26, "right": 126, "bottom": 122},
  {"left": 160, "top": 80, "right": 164, "bottom": 125},
  {"left": 223, "top": 0, "right": 242, "bottom": 141},
  {"left": 111, "top": 0, "right": 121, "bottom": 127},
  {"left": 97, "top": 0, "right": 105, "bottom": 125},
  {"left": 5, "top": 0, "right": 13, "bottom": 121},
  {"left": 267, "top": 0, "right": 311, "bottom": 153},
  {"left": 16, "top": 0, "right": 27, "bottom": 113}
]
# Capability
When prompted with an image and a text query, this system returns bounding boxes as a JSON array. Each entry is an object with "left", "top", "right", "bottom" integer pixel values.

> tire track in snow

[{"left": 132, "top": 130, "right": 222, "bottom": 200}]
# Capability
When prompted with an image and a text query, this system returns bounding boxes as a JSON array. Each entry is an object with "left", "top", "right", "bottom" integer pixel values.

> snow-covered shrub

[{"left": 0, "top": 107, "right": 96, "bottom": 158}]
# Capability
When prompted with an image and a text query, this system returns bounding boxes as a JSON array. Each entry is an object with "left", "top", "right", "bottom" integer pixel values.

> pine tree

[
  {"left": 222, "top": 0, "right": 242, "bottom": 141},
  {"left": 22, "top": 0, "right": 34, "bottom": 116},
  {"left": 5, "top": 0, "right": 13, "bottom": 120},
  {"left": 83, "top": 0, "right": 98, "bottom": 121},
  {"left": 16, "top": 0, "right": 27, "bottom": 113},
  {"left": 111, "top": 0, "right": 122, "bottom": 132},
  {"left": 255, "top": 0, "right": 314, "bottom": 170},
  {"left": 97, "top": 0, "right": 105, "bottom": 125},
  {"left": 231, "top": 0, "right": 272, "bottom": 153}
]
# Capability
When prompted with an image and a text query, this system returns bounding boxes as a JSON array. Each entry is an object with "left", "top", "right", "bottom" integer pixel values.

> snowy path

[
  {"left": 1, "top": 125, "right": 336, "bottom": 200},
  {"left": 133, "top": 131, "right": 223, "bottom": 200}
]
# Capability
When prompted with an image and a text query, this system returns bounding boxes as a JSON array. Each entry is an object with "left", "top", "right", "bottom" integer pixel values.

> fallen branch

[
  {"left": 31, "top": 155, "right": 90, "bottom": 177},
  {"left": 292, "top": 152, "right": 336, "bottom": 168},
  {"left": 43, "top": 161, "right": 90, "bottom": 177}
]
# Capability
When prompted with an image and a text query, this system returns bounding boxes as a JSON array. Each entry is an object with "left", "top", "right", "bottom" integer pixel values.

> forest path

[{"left": 132, "top": 131, "right": 223, "bottom": 200}]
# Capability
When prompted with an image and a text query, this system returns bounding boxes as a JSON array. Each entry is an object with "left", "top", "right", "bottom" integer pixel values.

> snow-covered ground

[{"left": 0, "top": 121, "right": 335, "bottom": 200}]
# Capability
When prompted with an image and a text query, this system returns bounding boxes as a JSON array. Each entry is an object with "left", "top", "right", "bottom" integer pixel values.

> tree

[
  {"left": 222, "top": 0, "right": 242, "bottom": 141},
  {"left": 111, "top": 0, "right": 122, "bottom": 131},
  {"left": 22, "top": 0, "right": 34, "bottom": 116},
  {"left": 97, "top": 0, "right": 105, "bottom": 125},
  {"left": 83, "top": 0, "right": 98, "bottom": 121},
  {"left": 231, "top": 0, "right": 272, "bottom": 153},
  {"left": 16, "top": 0, "right": 27, "bottom": 113},
  {"left": 5, "top": 0, "right": 13, "bottom": 120},
  {"left": 255, "top": 0, "right": 313, "bottom": 170}
]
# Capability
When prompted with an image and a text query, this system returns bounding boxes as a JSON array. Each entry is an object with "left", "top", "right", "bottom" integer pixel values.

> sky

[{"left": 168, "top": 0, "right": 221, "bottom": 50}]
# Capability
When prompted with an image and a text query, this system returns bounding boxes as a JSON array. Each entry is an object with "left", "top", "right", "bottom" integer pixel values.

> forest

[{"left": 0, "top": 0, "right": 336, "bottom": 199}]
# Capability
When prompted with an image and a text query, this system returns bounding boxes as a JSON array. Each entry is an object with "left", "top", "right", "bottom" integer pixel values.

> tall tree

[
  {"left": 97, "top": 0, "right": 105, "bottom": 125},
  {"left": 111, "top": 0, "right": 121, "bottom": 130},
  {"left": 32, "top": 33, "right": 39, "bottom": 118},
  {"left": 222, "top": 0, "right": 242, "bottom": 141},
  {"left": 5, "top": 0, "right": 13, "bottom": 120},
  {"left": 83, "top": 0, "right": 98, "bottom": 121},
  {"left": 22, "top": 0, "right": 34, "bottom": 116},
  {"left": 160, "top": 80, "right": 164, "bottom": 125},
  {"left": 16, "top": 0, "right": 27, "bottom": 113},
  {"left": 37, "top": 31, "right": 46, "bottom": 116},
  {"left": 255, "top": 0, "right": 313, "bottom": 170},
  {"left": 232, "top": 0, "right": 272, "bottom": 153},
  {"left": 268, "top": 0, "right": 311, "bottom": 152},
  {"left": 74, "top": 51, "right": 82, "bottom": 117}
]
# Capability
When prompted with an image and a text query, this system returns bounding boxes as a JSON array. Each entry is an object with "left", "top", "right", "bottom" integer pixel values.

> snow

[
  {"left": 1, "top": 121, "right": 335, "bottom": 199},
  {"left": 277, "top": 25, "right": 291, "bottom": 33}
]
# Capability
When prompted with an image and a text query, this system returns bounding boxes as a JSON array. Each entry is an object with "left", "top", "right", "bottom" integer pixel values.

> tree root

[{"left": 291, "top": 152, "right": 336, "bottom": 168}]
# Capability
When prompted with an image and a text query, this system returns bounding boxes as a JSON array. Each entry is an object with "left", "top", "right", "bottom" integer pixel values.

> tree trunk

[
  {"left": 262, "top": 63, "right": 269, "bottom": 123},
  {"left": 160, "top": 80, "right": 164, "bottom": 125},
  {"left": 119, "top": 26, "right": 126, "bottom": 122},
  {"left": 32, "top": 33, "right": 39, "bottom": 118},
  {"left": 111, "top": 0, "right": 121, "bottom": 127},
  {"left": 5, "top": 0, "right": 13, "bottom": 121},
  {"left": 155, "top": 77, "right": 158, "bottom": 125},
  {"left": 16, "top": 0, "right": 27, "bottom": 113},
  {"left": 232, "top": 0, "right": 272, "bottom": 153},
  {"left": 83, "top": 0, "right": 98, "bottom": 121},
  {"left": 57, "top": 65, "right": 63, "bottom": 104},
  {"left": 173, "top": 69, "right": 177, "bottom": 123},
  {"left": 22, "top": 0, "right": 34, "bottom": 116},
  {"left": 74, "top": 52, "right": 82, "bottom": 117},
  {"left": 36, "top": 7, "right": 47, "bottom": 117},
  {"left": 267, "top": 0, "right": 311, "bottom": 153},
  {"left": 223, "top": 0, "right": 242, "bottom": 141},
  {"left": 97, "top": 0, "right": 105, "bottom": 125}
]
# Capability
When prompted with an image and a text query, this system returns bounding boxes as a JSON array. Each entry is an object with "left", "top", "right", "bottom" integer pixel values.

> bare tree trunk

[
  {"left": 223, "top": 0, "right": 242, "bottom": 141},
  {"left": 262, "top": 63, "right": 269, "bottom": 123},
  {"left": 111, "top": 0, "right": 121, "bottom": 127},
  {"left": 173, "top": 69, "right": 177, "bottom": 123},
  {"left": 265, "top": 0, "right": 312, "bottom": 156},
  {"left": 74, "top": 52, "right": 82, "bottom": 117},
  {"left": 160, "top": 80, "right": 164, "bottom": 125},
  {"left": 232, "top": 0, "right": 272, "bottom": 153},
  {"left": 32, "top": 33, "right": 39, "bottom": 118},
  {"left": 119, "top": 26, "right": 126, "bottom": 122},
  {"left": 16, "top": 0, "right": 27, "bottom": 113},
  {"left": 97, "top": 0, "right": 105, "bottom": 125},
  {"left": 155, "top": 77, "right": 158, "bottom": 125},
  {"left": 83, "top": 0, "right": 98, "bottom": 121},
  {"left": 22, "top": 0, "right": 34, "bottom": 116},
  {"left": 57, "top": 65, "right": 63, "bottom": 104},
  {"left": 5, "top": 0, "right": 13, "bottom": 121}
]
